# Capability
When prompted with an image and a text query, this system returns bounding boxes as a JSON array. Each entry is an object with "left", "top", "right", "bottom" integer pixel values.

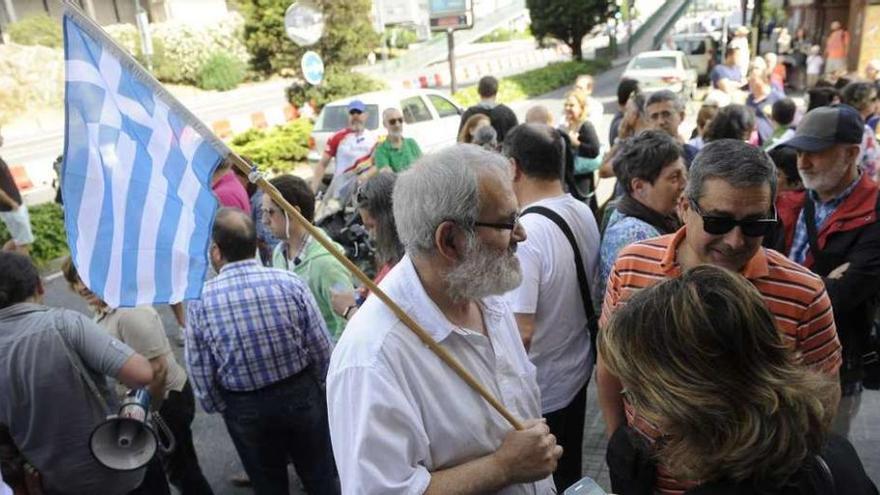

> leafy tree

[
  {"left": 241, "top": 0, "right": 380, "bottom": 75},
  {"left": 526, "top": 0, "right": 613, "bottom": 60}
]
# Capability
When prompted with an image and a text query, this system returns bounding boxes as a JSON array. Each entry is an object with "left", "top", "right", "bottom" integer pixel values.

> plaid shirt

[
  {"left": 790, "top": 176, "right": 861, "bottom": 265},
  {"left": 185, "top": 259, "right": 333, "bottom": 413}
]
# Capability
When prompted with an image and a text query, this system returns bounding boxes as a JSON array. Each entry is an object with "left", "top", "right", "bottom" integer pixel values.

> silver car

[{"left": 621, "top": 50, "right": 698, "bottom": 100}]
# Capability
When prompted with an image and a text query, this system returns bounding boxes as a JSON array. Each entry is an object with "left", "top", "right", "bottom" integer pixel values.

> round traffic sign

[
  {"left": 284, "top": 1, "right": 324, "bottom": 47},
  {"left": 301, "top": 51, "right": 324, "bottom": 85}
]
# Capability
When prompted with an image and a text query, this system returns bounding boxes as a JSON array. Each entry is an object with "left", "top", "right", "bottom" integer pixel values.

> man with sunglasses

[
  {"left": 777, "top": 104, "right": 880, "bottom": 437},
  {"left": 311, "top": 99, "right": 377, "bottom": 194},
  {"left": 597, "top": 139, "right": 842, "bottom": 495},
  {"left": 371, "top": 108, "right": 422, "bottom": 173}
]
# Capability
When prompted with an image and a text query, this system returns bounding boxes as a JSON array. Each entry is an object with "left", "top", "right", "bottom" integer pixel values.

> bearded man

[{"left": 327, "top": 144, "right": 561, "bottom": 494}]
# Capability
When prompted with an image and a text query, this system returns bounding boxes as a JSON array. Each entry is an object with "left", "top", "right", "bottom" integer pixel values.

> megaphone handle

[{"left": 150, "top": 411, "right": 176, "bottom": 455}]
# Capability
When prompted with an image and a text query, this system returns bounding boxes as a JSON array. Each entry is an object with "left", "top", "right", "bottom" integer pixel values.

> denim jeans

[
  {"left": 159, "top": 381, "right": 213, "bottom": 494},
  {"left": 220, "top": 370, "right": 339, "bottom": 495}
]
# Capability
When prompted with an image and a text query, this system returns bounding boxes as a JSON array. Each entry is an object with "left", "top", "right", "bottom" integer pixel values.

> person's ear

[
  {"left": 631, "top": 177, "right": 647, "bottom": 198},
  {"left": 36, "top": 277, "right": 45, "bottom": 296},
  {"left": 509, "top": 157, "right": 523, "bottom": 182},
  {"left": 434, "top": 221, "right": 464, "bottom": 263},
  {"left": 846, "top": 144, "right": 861, "bottom": 166}
]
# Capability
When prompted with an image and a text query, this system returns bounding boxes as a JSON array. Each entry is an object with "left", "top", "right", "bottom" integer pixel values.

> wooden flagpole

[{"left": 60, "top": 0, "right": 523, "bottom": 430}]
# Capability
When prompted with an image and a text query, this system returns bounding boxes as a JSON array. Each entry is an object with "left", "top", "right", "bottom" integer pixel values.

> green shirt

[
  {"left": 271, "top": 230, "right": 353, "bottom": 340},
  {"left": 373, "top": 137, "right": 422, "bottom": 173}
]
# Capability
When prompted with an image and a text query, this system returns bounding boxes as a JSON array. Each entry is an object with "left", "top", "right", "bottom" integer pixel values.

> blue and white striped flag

[{"left": 62, "top": 4, "right": 227, "bottom": 307}]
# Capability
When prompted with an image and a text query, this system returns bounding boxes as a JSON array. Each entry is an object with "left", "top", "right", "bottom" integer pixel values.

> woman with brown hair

[
  {"left": 456, "top": 113, "right": 491, "bottom": 144},
  {"left": 600, "top": 265, "right": 878, "bottom": 495}
]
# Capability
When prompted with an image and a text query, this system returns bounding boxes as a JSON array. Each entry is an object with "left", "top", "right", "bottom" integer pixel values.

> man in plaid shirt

[{"left": 185, "top": 207, "right": 338, "bottom": 494}]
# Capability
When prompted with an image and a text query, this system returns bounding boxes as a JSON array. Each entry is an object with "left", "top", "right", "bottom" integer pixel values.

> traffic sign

[
  {"left": 429, "top": 0, "right": 473, "bottom": 31},
  {"left": 301, "top": 51, "right": 324, "bottom": 86},
  {"left": 284, "top": 1, "right": 324, "bottom": 47}
]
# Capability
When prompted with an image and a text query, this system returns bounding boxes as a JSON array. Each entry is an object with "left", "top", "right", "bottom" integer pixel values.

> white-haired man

[{"left": 327, "top": 145, "right": 560, "bottom": 494}]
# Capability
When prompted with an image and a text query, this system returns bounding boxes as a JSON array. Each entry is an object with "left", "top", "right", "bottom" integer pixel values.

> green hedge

[
  {"left": 452, "top": 59, "right": 610, "bottom": 107},
  {"left": 197, "top": 52, "right": 246, "bottom": 91},
  {"left": 8, "top": 14, "right": 62, "bottom": 48},
  {"left": 286, "top": 67, "right": 387, "bottom": 110},
  {"left": 0, "top": 203, "right": 68, "bottom": 267},
  {"left": 475, "top": 27, "right": 532, "bottom": 44},
  {"left": 230, "top": 119, "right": 313, "bottom": 175}
]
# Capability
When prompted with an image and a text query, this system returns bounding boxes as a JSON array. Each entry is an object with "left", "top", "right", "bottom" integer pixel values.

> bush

[
  {"left": 104, "top": 13, "right": 249, "bottom": 87},
  {"left": 0, "top": 203, "right": 68, "bottom": 267},
  {"left": 475, "top": 27, "right": 532, "bottom": 43},
  {"left": 452, "top": 59, "right": 610, "bottom": 107},
  {"left": 286, "top": 67, "right": 387, "bottom": 109},
  {"left": 8, "top": 14, "right": 62, "bottom": 48},
  {"left": 230, "top": 119, "right": 313, "bottom": 175},
  {"left": 197, "top": 52, "right": 246, "bottom": 91},
  {"left": 386, "top": 27, "right": 419, "bottom": 49}
]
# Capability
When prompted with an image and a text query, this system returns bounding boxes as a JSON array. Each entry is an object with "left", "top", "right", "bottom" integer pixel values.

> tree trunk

[{"left": 571, "top": 38, "right": 584, "bottom": 60}]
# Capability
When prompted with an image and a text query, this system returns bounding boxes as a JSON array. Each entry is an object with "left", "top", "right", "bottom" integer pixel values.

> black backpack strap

[{"left": 522, "top": 206, "right": 599, "bottom": 366}]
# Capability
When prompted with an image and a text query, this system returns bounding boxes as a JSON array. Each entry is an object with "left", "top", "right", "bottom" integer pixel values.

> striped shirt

[
  {"left": 601, "top": 228, "right": 842, "bottom": 494},
  {"left": 185, "top": 259, "right": 333, "bottom": 414}
]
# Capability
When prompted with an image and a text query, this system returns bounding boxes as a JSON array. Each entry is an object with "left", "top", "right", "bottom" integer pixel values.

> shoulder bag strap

[
  {"left": 803, "top": 197, "right": 823, "bottom": 264},
  {"left": 55, "top": 324, "right": 112, "bottom": 415},
  {"left": 522, "top": 205, "right": 596, "bottom": 322}
]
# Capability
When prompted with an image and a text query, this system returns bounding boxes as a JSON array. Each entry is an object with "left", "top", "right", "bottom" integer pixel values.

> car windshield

[
  {"left": 315, "top": 104, "right": 380, "bottom": 132},
  {"left": 629, "top": 56, "right": 677, "bottom": 70}
]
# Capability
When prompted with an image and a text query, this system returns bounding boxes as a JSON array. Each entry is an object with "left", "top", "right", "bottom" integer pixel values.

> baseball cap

[
  {"left": 347, "top": 99, "right": 366, "bottom": 113},
  {"left": 784, "top": 105, "right": 864, "bottom": 153}
]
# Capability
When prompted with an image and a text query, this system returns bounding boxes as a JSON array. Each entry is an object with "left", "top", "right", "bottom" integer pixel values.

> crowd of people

[{"left": 2, "top": 21, "right": 880, "bottom": 495}]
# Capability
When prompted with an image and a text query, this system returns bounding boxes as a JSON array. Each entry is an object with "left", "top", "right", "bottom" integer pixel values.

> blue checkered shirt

[
  {"left": 185, "top": 259, "right": 333, "bottom": 413},
  {"left": 790, "top": 176, "right": 862, "bottom": 265}
]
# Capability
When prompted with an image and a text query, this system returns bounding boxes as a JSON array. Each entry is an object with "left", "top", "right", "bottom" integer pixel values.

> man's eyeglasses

[
  {"left": 349, "top": 110, "right": 363, "bottom": 116},
  {"left": 473, "top": 212, "right": 521, "bottom": 231},
  {"left": 261, "top": 207, "right": 282, "bottom": 218},
  {"left": 689, "top": 198, "right": 777, "bottom": 237},
  {"left": 387, "top": 118, "right": 404, "bottom": 125}
]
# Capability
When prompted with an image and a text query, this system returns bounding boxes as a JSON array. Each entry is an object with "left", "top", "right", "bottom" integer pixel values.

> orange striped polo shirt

[{"left": 600, "top": 228, "right": 842, "bottom": 494}]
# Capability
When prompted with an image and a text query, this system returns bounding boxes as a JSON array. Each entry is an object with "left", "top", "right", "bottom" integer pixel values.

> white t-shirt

[
  {"left": 328, "top": 256, "right": 554, "bottom": 495},
  {"left": 505, "top": 194, "right": 600, "bottom": 413},
  {"left": 807, "top": 55, "right": 824, "bottom": 75},
  {"left": 0, "top": 469, "right": 12, "bottom": 495}
]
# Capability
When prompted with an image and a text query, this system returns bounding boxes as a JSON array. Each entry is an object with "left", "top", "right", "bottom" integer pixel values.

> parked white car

[
  {"left": 622, "top": 50, "right": 698, "bottom": 100},
  {"left": 672, "top": 33, "right": 719, "bottom": 79},
  {"left": 307, "top": 89, "right": 464, "bottom": 165}
]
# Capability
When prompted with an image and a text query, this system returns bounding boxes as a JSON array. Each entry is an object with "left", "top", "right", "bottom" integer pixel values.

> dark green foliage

[
  {"left": 197, "top": 52, "right": 246, "bottom": 91},
  {"left": 526, "top": 0, "right": 614, "bottom": 60},
  {"left": 8, "top": 14, "right": 63, "bottom": 48},
  {"left": 241, "top": 0, "right": 381, "bottom": 76},
  {"left": 0, "top": 203, "right": 68, "bottom": 267},
  {"left": 229, "top": 119, "right": 313, "bottom": 175},
  {"left": 285, "top": 67, "right": 387, "bottom": 109},
  {"left": 452, "top": 59, "right": 610, "bottom": 107}
]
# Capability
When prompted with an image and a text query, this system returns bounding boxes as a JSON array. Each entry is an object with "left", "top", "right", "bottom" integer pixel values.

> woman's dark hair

[
  {"left": 617, "top": 78, "right": 640, "bottom": 106},
  {"left": 807, "top": 87, "right": 840, "bottom": 111},
  {"left": 768, "top": 145, "right": 802, "bottom": 188},
  {"left": 357, "top": 172, "right": 403, "bottom": 266},
  {"left": 703, "top": 104, "right": 756, "bottom": 142},
  {"left": 612, "top": 130, "right": 683, "bottom": 195},
  {"left": 269, "top": 174, "right": 316, "bottom": 223},
  {"left": 0, "top": 252, "right": 40, "bottom": 309}
]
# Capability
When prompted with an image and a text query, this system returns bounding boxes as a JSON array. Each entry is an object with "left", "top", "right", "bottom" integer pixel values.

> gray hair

[
  {"left": 686, "top": 139, "right": 777, "bottom": 201},
  {"left": 393, "top": 144, "right": 510, "bottom": 257},
  {"left": 646, "top": 89, "right": 685, "bottom": 114},
  {"left": 382, "top": 107, "right": 402, "bottom": 121}
]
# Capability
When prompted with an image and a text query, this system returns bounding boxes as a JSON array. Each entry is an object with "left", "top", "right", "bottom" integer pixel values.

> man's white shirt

[
  {"left": 327, "top": 256, "right": 555, "bottom": 495},
  {"left": 505, "top": 194, "right": 599, "bottom": 414}
]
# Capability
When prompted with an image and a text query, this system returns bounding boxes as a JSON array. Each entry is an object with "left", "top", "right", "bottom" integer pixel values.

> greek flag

[{"left": 62, "top": 5, "right": 227, "bottom": 307}]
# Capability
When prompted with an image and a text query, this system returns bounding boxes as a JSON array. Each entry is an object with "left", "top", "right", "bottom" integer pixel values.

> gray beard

[{"left": 445, "top": 235, "right": 522, "bottom": 303}]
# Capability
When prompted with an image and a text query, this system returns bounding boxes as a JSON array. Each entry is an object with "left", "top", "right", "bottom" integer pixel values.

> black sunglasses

[
  {"left": 689, "top": 198, "right": 777, "bottom": 237},
  {"left": 387, "top": 118, "right": 404, "bottom": 125},
  {"left": 442, "top": 213, "right": 521, "bottom": 232},
  {"left": 349, "top": 109, "right": 363, "bottom": 115}
]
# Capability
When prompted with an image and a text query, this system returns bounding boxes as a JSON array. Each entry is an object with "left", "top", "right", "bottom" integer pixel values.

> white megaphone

[{"left": 89, "top": 389, "right": 174, "bottom": 471}]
